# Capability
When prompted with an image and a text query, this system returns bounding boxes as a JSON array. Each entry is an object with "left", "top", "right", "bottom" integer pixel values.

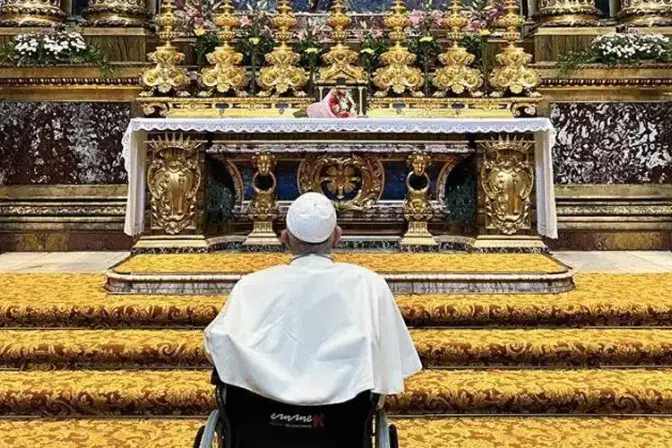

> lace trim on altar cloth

[{"left": 122, "top": 117, "right": 555, "bottom": 171}]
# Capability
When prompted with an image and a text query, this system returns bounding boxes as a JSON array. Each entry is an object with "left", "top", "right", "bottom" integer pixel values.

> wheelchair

[{"left": 194, "top": 370, "right": 399, "bottom": 448}]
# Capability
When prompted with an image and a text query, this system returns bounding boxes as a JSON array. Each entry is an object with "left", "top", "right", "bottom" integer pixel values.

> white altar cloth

[{"left": 122, "top": 117, "right": 558, "bottom": 238}]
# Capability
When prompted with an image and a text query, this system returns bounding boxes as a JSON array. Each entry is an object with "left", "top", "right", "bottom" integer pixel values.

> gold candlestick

[
  {"left": 489, "top": 0, "right": 539, "bottom": 96},
  {"left": 200, "top": 0, "right": 248, "bottom": 96},
  {"left": 318, "top": 0, "right": 366, "bottom": 84},
  {"left": 257, "top": 0, "right": 308, "bottom": 96},
  {"left": 373, "top": 0, "right": 424, "bottom": 97},
  {"left": 432, "top": 0, "right": 483, "bottom": 96},
  {"left": 140, "top": 0, "right": 189, "bottom": 97}
]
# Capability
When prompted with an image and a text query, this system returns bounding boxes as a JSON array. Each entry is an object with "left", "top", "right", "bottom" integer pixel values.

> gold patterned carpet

[
  {"left": 2, "top": 265, "right": 672, "bottom": 446},
  {"left": 2, "top": 417, "right": 672, "bottom": 448},
  {"left": 2, "top": 273, "right": 672, "bottom": 328},
  {"left": 3, "top": 327, "right": 672, "bottom": 369},
  {"left": 113, "top": 253, "right": 568, "bottom": 274}
]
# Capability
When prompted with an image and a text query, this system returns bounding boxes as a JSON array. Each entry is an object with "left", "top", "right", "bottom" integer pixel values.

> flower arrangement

[
  {"left": 356, "top": 20, "right": 388, "bottom": 83},
  {"left": 0, "top": 29, "right": 109, "bottom": 70},
  {"left": 296, "top": 19, "right": 329, "bottom": 96},
  {"left": 461, "top": 0, "right": 502, "bottom": 94},
  {"left": 406, "top": 2, "right": 443, "bottom": 96},
  {"left": 559, "top": 32, "right": 672, "bottom": 70},
  {"left": 236, "top": 1, "right": 276, "bottom": 94}
]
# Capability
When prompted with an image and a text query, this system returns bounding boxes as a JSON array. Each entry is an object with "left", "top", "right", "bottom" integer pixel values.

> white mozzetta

[{"left": 122, "top": 117, "right": 558, "bottom": 238}]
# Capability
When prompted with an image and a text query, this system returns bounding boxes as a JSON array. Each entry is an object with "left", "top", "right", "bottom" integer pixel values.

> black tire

[{"left": 193, "top": 425, "right": 205, "bottom": 448}]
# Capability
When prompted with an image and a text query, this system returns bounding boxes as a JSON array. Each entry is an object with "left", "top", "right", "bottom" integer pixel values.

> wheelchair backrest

[{"left": 220, "top": 384, "right": 377, "bottom": 448}]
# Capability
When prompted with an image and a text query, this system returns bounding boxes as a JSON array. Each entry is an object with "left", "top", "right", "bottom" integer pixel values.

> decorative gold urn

[
  {"left": 318, "top": 0, "right": 367, "bottom": 84},
  {"left": 0, "top": 0, "right": 65, "bottom": 26},
  {"left": 257, "top": 0, "right": 308, "bottom": 96},
  {"left": 83, "top": 0, "right": 148, "bottom": 27},
  {"left": 400, "top": 152, "right": 437, "bottom": 246},
  {"left": 617, "top": 0, "right": 672, "bottom": 26},
  {"left": 490, "top": 0, "right": 540, "bottom": 96},
  {"left": 199, "top": 0, "right": 248, "bottom": 96},
  {"left": 140, "top": 0, "right": 189, "bottom": 97},
  {"left": 244, "top": 153, "right": 282, "bottom": 246},
  {"left": 373, "top": 0, "right": 424, "bottom": 97},
  {"left": 433, "top": 0, "right": 484, "bottom": 96},
  {"left": 535, "top": 0, "right": 598, "bottom": 26}
]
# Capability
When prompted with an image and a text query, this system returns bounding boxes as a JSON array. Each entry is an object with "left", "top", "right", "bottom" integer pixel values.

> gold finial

[
  {"left": 140, "top": 0, "right": 190, "bottom": 96},
  {"left": 373, "top": 0, "right": 424, "bottom": 97},
  {"left": 257, "top": 0, "right": 308, "bottom": 96},
  {"left": 489, "top": 0, "right": 539, "bottom": 96},
  {"left": 318, "top": 0, "right": 366, "bottom": 84},
  {"left": 432, "top": 0, "right": 483, "bottom": 96},
  {"left": 199, "top": 0, "right": 248, "bottom": 96}
]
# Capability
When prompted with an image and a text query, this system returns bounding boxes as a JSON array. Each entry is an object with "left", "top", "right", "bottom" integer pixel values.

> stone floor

[{"left": 0, "top": 251, "right": 670, "bottom": 273}]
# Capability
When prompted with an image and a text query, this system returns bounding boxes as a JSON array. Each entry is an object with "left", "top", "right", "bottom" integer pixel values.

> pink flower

[
  {"left": 470, "top": 19, "right": 482, "bottom": 32},
  {"left": 430, "top": 9, "right": 443, "bottom": 24},
  {"left": 297, "top": 30, "right": 306, "bottom": 40},
  {"left": 409, "top": 10, "right": 423, "bottom": 28},
  {"left": 239, "top": 16, "right": 251, "bottom": 27},
  {"left": 371, "top": 28, "right": 383, "bottom": 38}
]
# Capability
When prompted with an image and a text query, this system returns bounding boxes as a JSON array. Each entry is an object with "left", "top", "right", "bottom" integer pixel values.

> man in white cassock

[{"left": 204, "top": 192, "right": 421, "bottom": 407}]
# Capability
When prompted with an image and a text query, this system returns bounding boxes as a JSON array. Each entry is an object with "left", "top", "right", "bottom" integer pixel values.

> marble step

[
  {"left": 3, "top": 328, "right": 672, "bottom": 369},
  {"left": 1, "top": 273, "right": 671, "bottom": 329},
  {"left": 3, "top": 369, "right": 672, "bottom": 416},
  {"left": 3, "top": 416, "right": 672, "bottom": 448},
  {"left": 107, "top": 253, "right": 574, "bottom": 294}
]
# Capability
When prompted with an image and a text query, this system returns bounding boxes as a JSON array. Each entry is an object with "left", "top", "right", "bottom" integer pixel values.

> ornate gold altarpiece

[{"left": 122, "top": 117, "right": 558, "bottom": 251}]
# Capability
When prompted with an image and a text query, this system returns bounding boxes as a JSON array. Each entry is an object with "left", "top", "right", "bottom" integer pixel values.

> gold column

[
  {"left": 82, "top": 0, "right": 147, "bottom": 26},
  {"left": 490, "top": 0, "right": 540, "bottom": 96},
  {"left": 199, "top": 0, "right": 248, "bottom": 96},
  {"left": 0, "top": 0, "right": 65, "bottom": 26},
  {"left": 140, "top": 0, "right": 189, "bottom": 96},
  {"left": 535, "top": 0, "right": 598, "bottom": 26},
  {"left": 432, "top": 0, "right": 483, "bottom": 96},
  {"left": 400, "top": 152, "right": 437, "bottom": 247},
  {"left": 373, "top": 0, "right": 424, "bottom": 97},
  {"left": 318, "top": 0, "right": 366, "bottom": 84},
  {"left": 257, "top": 0, "right": 307, "bottom": 96},
  {"left": 244, "top": 153, "right": 282, "bottom": 246},
  {"left": 617, "top": 0, "right": 672, "bottom": 26}
]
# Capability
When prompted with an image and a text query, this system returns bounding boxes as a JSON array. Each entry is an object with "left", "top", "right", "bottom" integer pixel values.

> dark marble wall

[
  {"left": 0, "top": 102, "right": 130, "bottom": 185},
  {"left": 551, "top": 102, "right": 672, "bottom": 184}
]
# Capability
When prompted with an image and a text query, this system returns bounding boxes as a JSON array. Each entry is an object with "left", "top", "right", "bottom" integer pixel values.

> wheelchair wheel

[
  {"left": 198, "top": 410, "right": 225, "bottom": 448},
  {"left": 388, "top": 424, "right": 399, "bottom": 448}
]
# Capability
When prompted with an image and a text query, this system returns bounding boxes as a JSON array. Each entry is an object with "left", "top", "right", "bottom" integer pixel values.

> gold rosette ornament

[
  {"left": 140, "top": 0, "right": 189, "bottom": 96},
  {"left": 318, "top": 0, "right": 366, "bottom": 84},
  {"left": 199, "top": 0, "right": 248, "bottom": 96},
  {"left": 373, "top": 0, "right": 424, "bottom": 97},
  {"left": 489, "top": 0, "right": 540, "bottom": 96},
  {"left": 432, "top": 0, "right": 483, "bottom": 96},
  {"left": 257, "top": 0, "right": 307, "bottom": 96}
]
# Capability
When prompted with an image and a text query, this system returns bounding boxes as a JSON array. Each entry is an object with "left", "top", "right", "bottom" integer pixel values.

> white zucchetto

[{"left": 286, "top": 192, "right": 337, "bottom": 243}]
